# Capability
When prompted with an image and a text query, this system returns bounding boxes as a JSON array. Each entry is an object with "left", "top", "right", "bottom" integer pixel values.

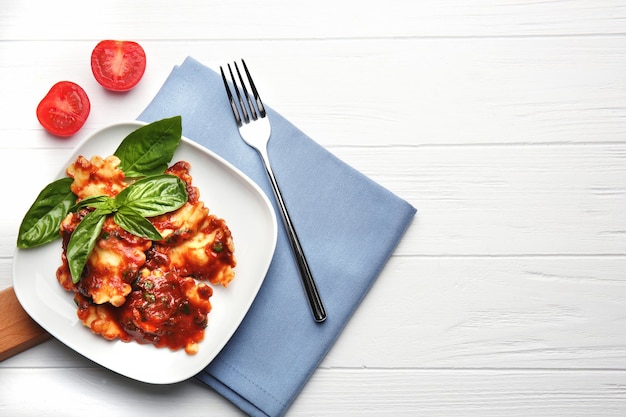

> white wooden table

[{"left": 2, "top": 1, "right": 625, "bottom": 415}]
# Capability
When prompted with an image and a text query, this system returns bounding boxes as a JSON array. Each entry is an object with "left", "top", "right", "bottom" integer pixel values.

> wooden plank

[
  {"left": 1, "top": 0, "right": 625, "bottom": 40},
  {"left": 0, "top": 261, "right": 11, "bottom": 290},
  {"left": 0, "top": 287, "right": 50, "bottom": 361},
  {"left": 5, "top": 141, "right": 625, "bottom": 256},
  {"left": 1, "top": 37, "right": 625, "bottom": 148},
  {"left": 0, "top": 368, "right": 244, "bottom": 416},
  {"left": 295, "top": 369, "right": 626, "bottom": 416},
  {"left": 323, "top": 255, "right": 626, "bottom": 369},
  {"left": 331, "top": 143, "right": 626, "bottom": 256},
  {"left": 2, "top": 256, "right": 624, "bottom": 370},
  {"left": 1, "top": 368, "right": 626, "bottom": 416}
]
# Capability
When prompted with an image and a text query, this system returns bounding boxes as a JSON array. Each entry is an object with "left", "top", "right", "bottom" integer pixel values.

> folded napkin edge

[
  {"left": 200, "top": 205, "right": 416, "bottom": 417},
  {"left": 139, "top": 55, "right": 418, "bottom": 417}
]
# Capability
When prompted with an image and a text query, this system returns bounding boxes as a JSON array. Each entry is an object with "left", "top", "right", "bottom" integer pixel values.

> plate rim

[{"left": 12, "top": 120, "right": 277, "bottom": 384}]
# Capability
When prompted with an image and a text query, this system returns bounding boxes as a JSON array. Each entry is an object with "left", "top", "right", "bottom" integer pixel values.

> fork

[{"left": 220, "top": 59, "right": 327, "bottom": 323}]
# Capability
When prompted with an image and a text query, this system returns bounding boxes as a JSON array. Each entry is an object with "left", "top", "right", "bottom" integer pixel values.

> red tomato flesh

[
  {"left": 36, "top": 81, "right": 90, "bottom": 137},
  {"left": 91, "top": 40, "right": 146, "bottom": 91}
]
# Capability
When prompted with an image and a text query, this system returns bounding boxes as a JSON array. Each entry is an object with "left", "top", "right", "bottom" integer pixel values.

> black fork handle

[{"left": 260, "top": 153, "right": 327, "bottom": 323}]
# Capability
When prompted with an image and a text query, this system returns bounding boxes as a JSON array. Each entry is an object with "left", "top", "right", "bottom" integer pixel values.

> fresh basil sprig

[
  {"left": 66, "top": 174, "right": 187, "bottom": 283},
  {"left": 16, "top": 116, "right": 183, "bottom": 250},
  {"left": 66, "top": 208, "right": 108, "bottom": 283},
  {"left": 114, "top": 206, "right": 163, "bottom": 241},
  {"left": 17, "top": 116, "right": 187, "bottom": 283},
  {"left": 114, "top": 115, "right": 182, "bottom": 178},
  {"left": 114, "top": 173, "right": 189, "bottom": 217},
  {"left": 17, "top": 177, "right": 76, "bottom": 248}
]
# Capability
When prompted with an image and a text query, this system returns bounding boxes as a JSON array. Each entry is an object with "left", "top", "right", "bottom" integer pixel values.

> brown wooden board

[{"left": 0, "top": 287, "right": 50, "bottom": 361}]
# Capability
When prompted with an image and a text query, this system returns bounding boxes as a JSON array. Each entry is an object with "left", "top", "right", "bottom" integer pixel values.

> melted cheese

[
  {"left": 151, "top": 201, "right": 209, "bottom": 245},
  {"left": 81, "top": 218, "right": 151, "bottom": 306},
  {"left": 157, "top": 214, "right": 236, "bottom": 286},
  {"left": 58, "top": 155, "right": 237, "bottom": 354},
  {"left": 75, "top": 293, "right": 129, "bottom": 341},
  {"left": 66, "top": 155, "right": 126, "bottom": 199}
]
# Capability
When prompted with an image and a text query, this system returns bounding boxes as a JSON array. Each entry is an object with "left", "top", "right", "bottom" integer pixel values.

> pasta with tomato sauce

[{"left": 55, "top": 155, "right": 236, "bottom": 354}]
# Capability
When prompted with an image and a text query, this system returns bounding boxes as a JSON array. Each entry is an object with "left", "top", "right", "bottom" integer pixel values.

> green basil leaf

[
  {"left": 115, "top": 174, "right": 187, "bottom": 217},
  {"left": 17, "top": 177, "right": 76, "bottom": 248},
  {"left": 114, "top": 116, "right": 182, "bottom": 178},
  {"left": 70, "top": 195, "right": 115, "bottom": 212},
  {"left": 114, "top": 206, "right": 162, "bottom": 240},
  {"left": 66, "top": 209, "right": 107, "bottom": 284}
]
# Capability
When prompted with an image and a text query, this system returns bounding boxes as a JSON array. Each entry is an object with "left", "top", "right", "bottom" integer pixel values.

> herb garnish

[
  {"left": 114, "top": 115, "right": 182, "bottom": 178},
  {"left": 17, "top": 177, "right": 75, "bottom": 248},
  {"left": 17, "top": 115, "right": 187, "bottom": 284},
  {"left": 66, "top": 174, "right": 187, "bottom": 283}
]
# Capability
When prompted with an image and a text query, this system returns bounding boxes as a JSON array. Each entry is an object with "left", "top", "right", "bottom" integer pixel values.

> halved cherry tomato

[
  {"left": 36, "top": 81, "right": 91, "bottom": 137},
  {"left": 90, "top": 40, "right": 147, "bottom": 91}
]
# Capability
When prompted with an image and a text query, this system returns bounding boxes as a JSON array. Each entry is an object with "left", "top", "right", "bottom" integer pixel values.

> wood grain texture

[
  {"left": 2, "top": 368, "right": 626, "bottom": 416},
  {"left": 1, "top": 144, "right": 624, "bottom": 256},
  {"left": 0, "top": 287, "right": 50, "bottom": 361},
  {"left": 1, "top": 0, "right": 625, "bottom": 39},
  {"left": 1, "top": 37, "right": 625, "bottom": 148},
  {"left": 2, "top": 255, "right": 624, "bottom": 371}
]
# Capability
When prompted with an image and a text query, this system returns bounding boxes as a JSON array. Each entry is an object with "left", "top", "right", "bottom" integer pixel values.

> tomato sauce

[
  {"left": 116, "top": 269, "right": 212, "bottom": 353},
  {"left": 59, "top": 158, "right": 236, "bottom": 355}
]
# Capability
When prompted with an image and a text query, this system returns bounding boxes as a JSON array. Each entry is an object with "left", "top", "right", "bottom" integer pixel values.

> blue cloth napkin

[{"left": 138, "top": 57, "right": 416, "bottom": 417}]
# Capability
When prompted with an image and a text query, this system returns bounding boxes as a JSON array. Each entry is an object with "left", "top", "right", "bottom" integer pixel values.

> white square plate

[{"left": 13, "top": 122, "right": 277, "bottom": 384}]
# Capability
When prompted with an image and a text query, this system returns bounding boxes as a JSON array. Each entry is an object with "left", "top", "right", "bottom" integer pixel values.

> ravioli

[
  {"left": 56, "top": 154, "right": 236, "bottom": 354},
  {"left": 66, "top": 155, "right": 126, "bottom": 200}
]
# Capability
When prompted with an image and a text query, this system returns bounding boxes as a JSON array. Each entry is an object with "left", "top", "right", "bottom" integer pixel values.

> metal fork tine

[
  {"left": 220, "top": 58, "right": 327, "bottom": 322},
  {"left": 242, "top": 59, "right": 266, "bottom": 117},
  {"left": 227, "top": 63, "right": 250, "bottom": 124},
  {"left": 234, "top": 61, "right": 258, "bottom": 121},
  {"left": 220, "top": 66, "right": 242, "bottom": 127}
]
